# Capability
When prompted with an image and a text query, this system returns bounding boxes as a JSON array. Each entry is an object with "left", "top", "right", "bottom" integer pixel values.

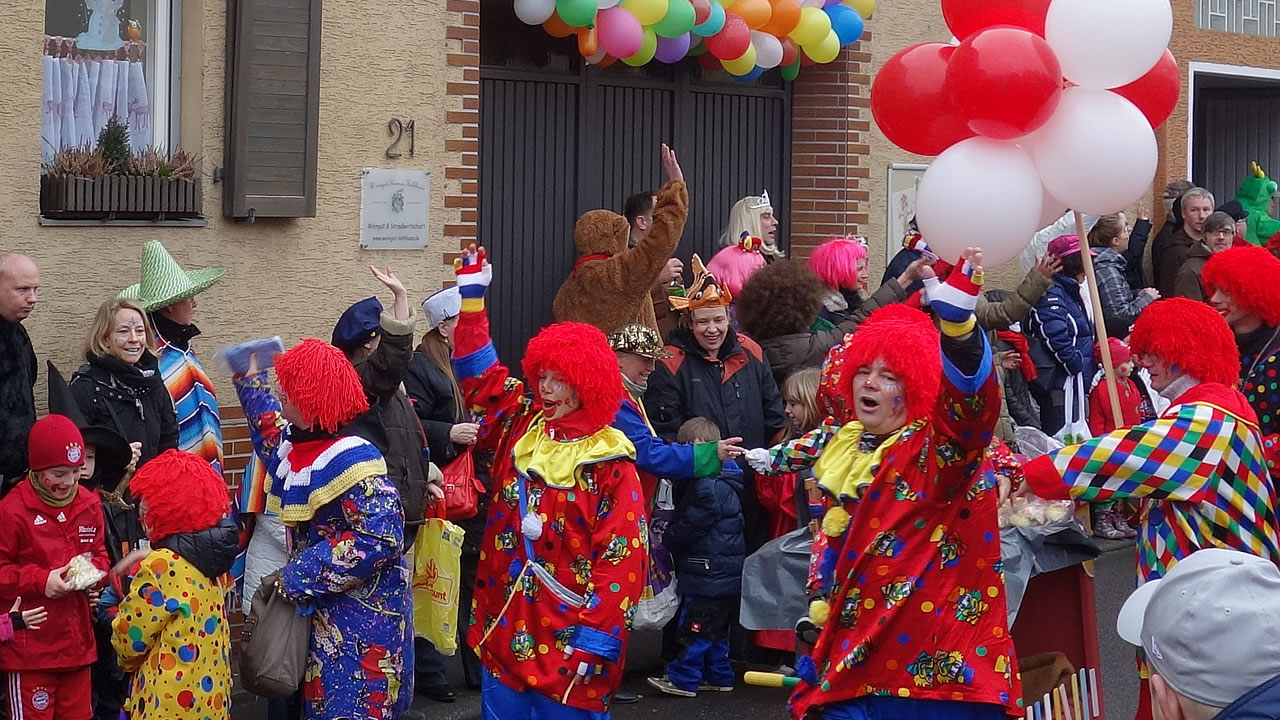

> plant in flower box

[{"left": 41, "top": 117, "right": 202, "bottom": 220}]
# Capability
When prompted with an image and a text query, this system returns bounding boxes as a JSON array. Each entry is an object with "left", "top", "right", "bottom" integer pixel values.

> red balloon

[
  {"left": 942, "top": 0, "right": 1051, "bottom": 40},
  {"left": 691, "top": 0, "right": 712, "bottom": 25},
  {"left": 946, "top": 27, "right": 1062, "bottom": 140},
  {"left": 696, "top": 50, "right": 721, "bottom": 71},
  {"left": 871, "top": 42, "right": 974, "bottom": 156},
  {"left": 704, "top": 13, "right": 751, "bottom": 60},
  {"left": 1111, "top": 49, "right": 1179, "bottom": 129},
  {"left": 780, "top": 37, "right": 798, "bottom": 67}
]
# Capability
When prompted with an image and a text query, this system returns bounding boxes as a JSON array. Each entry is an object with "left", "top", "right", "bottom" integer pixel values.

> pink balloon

[{"left": 597, "top": 6, "right": 644, "bottom": 58}]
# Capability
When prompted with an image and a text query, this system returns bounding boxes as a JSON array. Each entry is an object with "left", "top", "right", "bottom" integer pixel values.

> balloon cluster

[
  {"left": 871, "top": 0, "right": 1180, "bottom": 267},
  {"left": 514, "top": 0, "right": 874, "bottom": 80}
]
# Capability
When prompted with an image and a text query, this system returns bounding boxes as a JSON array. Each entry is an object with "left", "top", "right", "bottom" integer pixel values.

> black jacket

[
  {"left": 665, "top": 463, "right": 745, "bottom": 599},
  {"left": 403, "top": 352, "right": 466, "bottom": 465},
  {"left": 644, "top": 327, "right": 787, "bottom": 449},
  {"left": 70, "top": 352, "right": 178, "bottom": 468},
  {"left": 344, "top": 313, "right": 428, "bottom": 537},
  {"left": 154, "top": 517, "right": 240, "bottom": 579},
  {"left": 0, "top": 320, "right": 36, "bottom": 479}
]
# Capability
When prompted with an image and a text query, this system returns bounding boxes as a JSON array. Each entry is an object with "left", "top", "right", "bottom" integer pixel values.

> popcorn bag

[{"left": 65, "top": 553, "right": 105, "bottom": 591}]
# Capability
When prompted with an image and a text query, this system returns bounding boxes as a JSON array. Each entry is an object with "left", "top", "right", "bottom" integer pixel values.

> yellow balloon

[
  {"left": 845, "top": 0, "right": 874, "bottom": 19},
  {"left": 621, "top": 0, "right": 669, "bottom": 25},
  {"left": 804, "top": 28, "right": 840, "bottom": 64},
  {"left": 623, "top": 26, "right": 659, "bottom": 66},
  {"left": 790, "top": 6, "right": 832, "bottom": 47},
  {"left": 721, "top": 42, "right": 758, "bottom": 75}
]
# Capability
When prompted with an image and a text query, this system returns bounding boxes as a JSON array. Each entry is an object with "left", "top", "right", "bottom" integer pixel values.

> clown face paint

[
  {"left": 1209, "top": 289, "right": 1263, "bottom": 334},
  {"left": 538, "top": 371, "right": 581, "bottom": 420},
  {"left": 36, "top": 466, "right": 79, "bottom": 502},
  {"left": 853, "top": 359, "right": 909, "bottom": 435},
  {"left": 1140, "top": 354, "right": 1184, "bottom": 392}
]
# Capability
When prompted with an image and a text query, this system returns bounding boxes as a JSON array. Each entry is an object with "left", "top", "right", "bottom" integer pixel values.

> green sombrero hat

[{"left": 119, "top": 241, "right": 225, "bottom": 312}]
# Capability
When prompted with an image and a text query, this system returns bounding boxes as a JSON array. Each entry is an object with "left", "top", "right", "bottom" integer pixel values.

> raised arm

[
  {"left": 357, "top": 266, "right": 416, "bottom": 401},
  {"left": 613, "top": 145, "right": 689, "bottom": 300}
]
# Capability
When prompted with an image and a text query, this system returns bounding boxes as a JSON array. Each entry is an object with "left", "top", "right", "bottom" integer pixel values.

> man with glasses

[{"left": 1173, "top": 211, "right": 1236, "bottom": 301}]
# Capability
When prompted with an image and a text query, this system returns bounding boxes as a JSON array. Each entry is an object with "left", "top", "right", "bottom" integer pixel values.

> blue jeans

[
  {"left": 415, "top": 636, "right": 449, "bottom": 687},
  {"left": 819, "top": 696, "right": 1007, "bottom": 720},
  {"left": 665, "top": 596, "right": 736, "bottom": 692},
  {"left": 481, "top": 673, "right": 610, "bottom": 720}
]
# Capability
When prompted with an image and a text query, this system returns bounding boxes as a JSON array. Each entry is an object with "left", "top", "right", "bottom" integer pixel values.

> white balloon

[
  {"left": 1036, "top": 182, "right": 1068, "bottom": 231},
  {"left": 598, "top": 0, "right": 623, "bottom": 7},
  {"left": 514, "top": 0, "right": 557, "bottom": 25},
  {"left": 1029, "top": 88, "right": 1158, "bottom": 216},
  {"left": 752, "top": 31, "right": 784, "bottom": 69},
  {"left": 915, "top": 138, "right": 1044, "bottom": 268},
  {"left": 1045, "top": 0, "right": 1172, "bottom": 89},
  {"left": 586, "top": 47, "right": 609, "bottom": 64}
]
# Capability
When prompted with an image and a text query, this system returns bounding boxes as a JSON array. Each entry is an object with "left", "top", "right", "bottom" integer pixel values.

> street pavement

[{"left": 233, "top": 539, "right": 1141, "bottom": 720}]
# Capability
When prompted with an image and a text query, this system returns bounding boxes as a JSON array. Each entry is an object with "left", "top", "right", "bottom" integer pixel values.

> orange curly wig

[
  {"left": 275, "top": 339, "right": 370, "bottom": 434},
  {"left": 130, "top": 449, "right": 231, "bottom": 541},
  {"left": 1130, "top": 298, "right": 1239, "bottom": 387},
  {"left": 522, "top": 322, "right": 624, "bottom": 432},
  {"left": 1202, "top": 245, "right": 1280, "bottom": 327},
  {"left": 836, "top": 304, "right": 942, "bottom": 423}
]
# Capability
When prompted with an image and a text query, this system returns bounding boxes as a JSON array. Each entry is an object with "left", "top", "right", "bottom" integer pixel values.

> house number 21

[{"left": 386, "top": 118, "right": 415, "bottom": 159}]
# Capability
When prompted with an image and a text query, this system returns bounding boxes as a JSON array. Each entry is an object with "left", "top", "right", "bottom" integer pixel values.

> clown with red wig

[
  {"left": 1203, "top": 245, "right": 1280, "bottom": 455},
  {"left": 233, "top": 339, "right": 413, "bottom": 720},
  {"left": 749, "top": 248, "right": 1022, "bottom": 719},
  {"left": 110, "top": 450, "right": 238, "bottom": 720},
  {"left": 451, "top": 246, "right": 648, "bottom": 719},
  {"left": 1021, "top": 298, "right": 1280, "bottom": 720}
]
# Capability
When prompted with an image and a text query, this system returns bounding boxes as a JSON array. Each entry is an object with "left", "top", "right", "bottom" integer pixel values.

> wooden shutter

[{"left": 223, "top": 0, "right": 322, "bottom": 219}]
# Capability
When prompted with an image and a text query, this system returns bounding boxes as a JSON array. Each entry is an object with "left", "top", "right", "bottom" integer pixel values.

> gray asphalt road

[{"left": 235, "top": 541, "right": 1142, "bottom": 720}]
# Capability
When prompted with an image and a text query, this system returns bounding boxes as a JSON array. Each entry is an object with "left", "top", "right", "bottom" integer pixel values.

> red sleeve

[
  {"left": 0, "top": 506, "right": 50, "bottom": 599},
  {"left": 88, "top": 502, "right": 110, "bottom": 584},
  {"left": 573, "top": 459, "right": 648, "bottom": 655},
  {"left": 452, "top": 299, "right": 530, "bottom": 455},
  {"left": 1088, "top": 384, "right": 1106, "bottom": 436}
]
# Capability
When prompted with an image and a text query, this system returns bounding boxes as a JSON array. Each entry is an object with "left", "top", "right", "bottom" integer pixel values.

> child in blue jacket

[{"left": 647, "top": 417, "right": 746, "bottom": 698}]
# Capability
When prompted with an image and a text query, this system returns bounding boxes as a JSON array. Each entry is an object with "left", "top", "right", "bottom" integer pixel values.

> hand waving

[
  {"left": 661, "top": 144, "right": 683, "bottom": 183},
  {"left": 369, "top": 265, "right": 407, "bottom": 298},
  {"left": 923, "top": 247, "right": 985, "bottom": 326}
]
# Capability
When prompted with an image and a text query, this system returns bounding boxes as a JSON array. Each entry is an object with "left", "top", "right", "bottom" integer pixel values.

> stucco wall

[{"left": 3, "top": 0, "right": 462, "bottom": 407}]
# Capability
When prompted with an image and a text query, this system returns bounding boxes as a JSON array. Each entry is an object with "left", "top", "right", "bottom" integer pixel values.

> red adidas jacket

[{"left": 0, "top": 480, "right": 109, "bottom": 671}]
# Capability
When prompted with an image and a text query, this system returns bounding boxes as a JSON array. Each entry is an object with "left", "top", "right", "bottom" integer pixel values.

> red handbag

[{"left": 439, "top": 448, "right": 485, "bottom": 521}]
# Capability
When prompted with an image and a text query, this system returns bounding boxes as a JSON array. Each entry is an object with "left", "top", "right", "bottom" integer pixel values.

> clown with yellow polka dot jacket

[
  {"left": 751, "top": 253, "right": 1022, "bottom": 720},
  {"left": 452, "top": 248, "right": 649, "bottom": 718},
  {"left": 110, "top": 450, "right": 239, "bottom": 720}
]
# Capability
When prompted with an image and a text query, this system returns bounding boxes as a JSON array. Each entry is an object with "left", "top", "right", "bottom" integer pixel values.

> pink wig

[
  {"left": 808, "top": 236, "right": 868, "bottom": 292},
  {"left": 707, "top": 243, "right": 766, "bottom": 296}
]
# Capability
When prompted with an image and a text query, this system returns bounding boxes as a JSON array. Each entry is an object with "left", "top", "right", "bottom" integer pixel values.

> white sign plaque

[{"left": 360, "top": 168, "right": 430, "bottom": 250}]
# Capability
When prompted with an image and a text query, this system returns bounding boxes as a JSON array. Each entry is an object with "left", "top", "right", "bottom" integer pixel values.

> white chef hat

[{"left": 422, "top": 286, "right": 462, "bottom": 329}]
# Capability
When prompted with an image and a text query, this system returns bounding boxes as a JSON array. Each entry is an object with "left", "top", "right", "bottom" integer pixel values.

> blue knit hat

[{"left": 332, "top": 297, "right": 383, "bottom": 351}]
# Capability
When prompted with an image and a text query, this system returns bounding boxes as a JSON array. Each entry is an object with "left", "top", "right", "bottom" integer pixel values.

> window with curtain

[{"left": 41, "top": 0, "right": 180, "bottom": 163}]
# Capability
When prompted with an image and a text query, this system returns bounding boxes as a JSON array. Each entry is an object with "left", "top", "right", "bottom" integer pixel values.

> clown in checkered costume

[{"left": 1022, "top": 297, "right": 1280, "bottom": 719}]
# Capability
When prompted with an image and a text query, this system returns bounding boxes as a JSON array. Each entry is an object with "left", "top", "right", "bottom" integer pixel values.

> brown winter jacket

[
  {"left": 1172, "top": 241, "right": 1211, "bottom": 302},
  {"left": 552, "top": 179, "right": 689, "bottom": 334},
  {"left": 1155, "top": 227, "right": 1197, "bottom": 299}
]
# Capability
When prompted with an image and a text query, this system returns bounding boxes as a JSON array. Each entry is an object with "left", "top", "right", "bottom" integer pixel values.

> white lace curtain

[{"left": 41, "top": 37, "right": 151, "bottom": 162}]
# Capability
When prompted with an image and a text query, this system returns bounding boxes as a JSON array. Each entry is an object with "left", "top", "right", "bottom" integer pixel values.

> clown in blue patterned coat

[{"left": 234, "top": 339, "right": 412, "bottom": 720}]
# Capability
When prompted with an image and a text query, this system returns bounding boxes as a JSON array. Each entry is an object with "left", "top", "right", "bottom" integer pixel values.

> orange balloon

[
  {"left": 542, "top": 12, "right": 576, "bottom": 38},
  {"left": 762, "top": 0, "right": 801, "bottom": 36},
  {"left": 578, "top": 27, "right": 599, "bottom": 57},
  {"left": 732, "top": 0, "right": 772, "bottom": 29}
]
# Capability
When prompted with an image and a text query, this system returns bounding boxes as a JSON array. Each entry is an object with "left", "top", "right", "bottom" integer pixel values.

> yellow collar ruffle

[
  {"left": 513, "top": 416, "right": 636, "bottom": 489},
  {"left": 813, "top": 420, "right": 922, "bottom": 501}
]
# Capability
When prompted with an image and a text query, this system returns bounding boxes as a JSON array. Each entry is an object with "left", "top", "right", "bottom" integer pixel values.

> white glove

[{"left": 744, "top": 448, "right": 773, "bottom": 474}]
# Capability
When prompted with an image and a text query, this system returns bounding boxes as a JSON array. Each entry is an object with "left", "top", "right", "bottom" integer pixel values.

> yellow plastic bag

[{"left": 412, "top": 517, "right": 465, "bottom": 655}]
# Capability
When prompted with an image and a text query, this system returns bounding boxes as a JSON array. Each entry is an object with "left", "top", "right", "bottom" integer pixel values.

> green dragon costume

[{"left": 1236, "top": 162, "right": 1280, "bottom": 247}]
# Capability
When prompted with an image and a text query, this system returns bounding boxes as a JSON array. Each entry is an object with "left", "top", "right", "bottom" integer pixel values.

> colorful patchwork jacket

[{"left": 456, "top": 299, "right": 649, "bottom": 713}]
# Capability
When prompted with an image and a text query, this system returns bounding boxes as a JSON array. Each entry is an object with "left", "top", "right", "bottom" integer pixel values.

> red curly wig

[
  {"left": 521, "top": 322, "right": 624, "bottom": 432},
  {"left": 808, "top": 236, "right": 868, "bottom": 292},
  {"left": 275, "top": 338, "right": 370, "bottom": 434},
  {"left": 1130, "top": 298, "right": 1239, "bottom": 387},
  {"left": 837, "top": 304, "right": 942, "bottom": 423},
  {"left": 1202, "top": 245, "right": 1280, "bottom": 327},
  {"left": 130, "top": 449, "right": 231, "bottom": 541}
]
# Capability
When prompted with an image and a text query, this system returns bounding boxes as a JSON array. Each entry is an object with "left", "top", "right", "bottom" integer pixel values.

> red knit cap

[
  {"left": 521, "top": 322, "right": 624, "bottom": 433},
  {"left": 130, "top": 449, "right": 230, "bottom": 540},
  {"left": 838, "top": 304, "right": 942, "bottom": 423},
  {"left": 1130, "top": 298, "right": 1239, "bottom": 387},
  {"left": 1094, "top": 337, "right": 1132, "bottom": 366},
  {"left": 275, "top": 338, "right": 370, "bottom": 434},
  {"left": 1202, "top": 245, "right": 1280, "bottom": 327},
  {"left": 28, "top": 415, "right": 85, "bottom": 472}
]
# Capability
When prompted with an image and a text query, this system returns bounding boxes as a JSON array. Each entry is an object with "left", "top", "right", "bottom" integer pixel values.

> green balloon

[
  {"left": 781, "top": 58, "right": 801, "bottom": 82},
  {"left": 623, "top": 27, "right": 659, "bottom": 66},
  {"left": 556, "top": 0, "right": 597, "bottom": 27},
  {"left": 653, "top": 0, "right": 696, "bottom": 38}
]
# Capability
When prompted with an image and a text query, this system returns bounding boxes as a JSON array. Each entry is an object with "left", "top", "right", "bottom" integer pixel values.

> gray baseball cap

[{"left": 1116, "top": 548, "right": 1280, "bottom": 708}]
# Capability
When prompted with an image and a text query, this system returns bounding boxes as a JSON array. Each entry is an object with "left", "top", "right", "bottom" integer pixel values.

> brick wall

[
  {"left": 444, "top": 0, "right": 481, "bottom": 267},
  {"left": 789, "top": 35, "right": 873, "bottom": 261}
]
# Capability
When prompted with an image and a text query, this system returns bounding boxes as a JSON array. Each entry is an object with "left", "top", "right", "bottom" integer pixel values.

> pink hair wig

[
  {"left": 707, "top": 244, "right": 766, "bottom": 296},
  {"left": 808, "top": 236, "right": 868, "bottom": 291}
]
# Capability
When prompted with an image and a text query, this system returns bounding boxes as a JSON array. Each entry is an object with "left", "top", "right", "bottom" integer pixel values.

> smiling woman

[{"left": 69, "top": 297, "right": 177, "bottom": 471}]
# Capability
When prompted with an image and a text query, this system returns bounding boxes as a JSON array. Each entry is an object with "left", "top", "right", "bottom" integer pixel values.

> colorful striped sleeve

[
  {"left": 759, "top": 422, "right": 838, "bottom": 474},
  {"left": 1023, "top": 403, "right": 1227, "bottom": 503}
]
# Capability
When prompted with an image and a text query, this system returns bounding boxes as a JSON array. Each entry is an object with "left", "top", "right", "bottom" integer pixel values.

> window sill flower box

[{"left": 40, "top": 174, "right": 202, "bottom": 220}]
